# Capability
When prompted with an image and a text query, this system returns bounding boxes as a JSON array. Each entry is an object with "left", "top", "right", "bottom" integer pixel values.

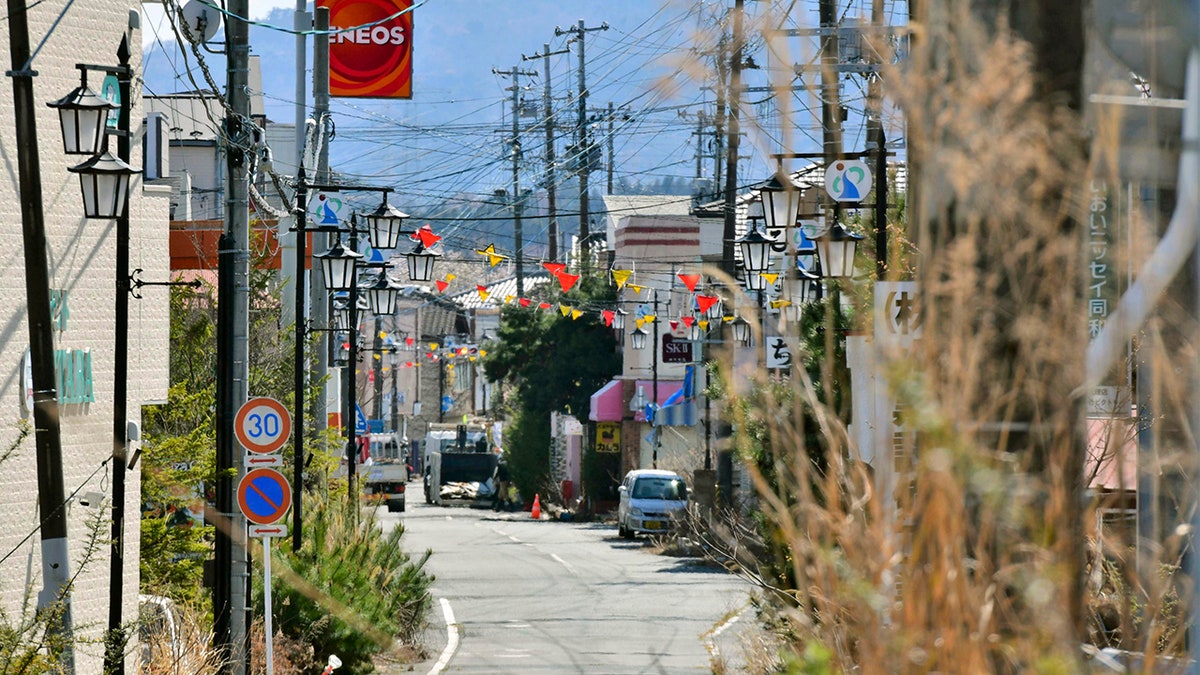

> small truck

[
  {"left": 422, "top": 424, "right": 498, "bottom": 507},
  {"left": 363, "top": 432, "right": 409, "bottom": 512}
]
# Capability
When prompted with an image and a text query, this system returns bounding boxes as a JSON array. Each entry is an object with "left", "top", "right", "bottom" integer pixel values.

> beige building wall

[{"left": 0, "top": 3, "right": 170, "bottom": 672}]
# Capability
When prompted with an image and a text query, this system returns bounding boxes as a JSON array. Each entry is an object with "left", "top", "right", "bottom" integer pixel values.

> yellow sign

[{"left": 595, "top": 422, "right": 620, "bottom": 454}]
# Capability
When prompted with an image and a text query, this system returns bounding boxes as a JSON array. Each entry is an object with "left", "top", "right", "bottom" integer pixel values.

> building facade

[{"left": 0, "top": 2, "right": 170, "bottom": 672}]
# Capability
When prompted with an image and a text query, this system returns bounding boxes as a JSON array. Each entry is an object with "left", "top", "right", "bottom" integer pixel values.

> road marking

[
  {"left": 703, "top": 605, "right": 749, "bottom": 660},
  {"left": 550, "top": 553, "right": 576, "bottom": 574},
  {"left": 427, "top": 598, "right": 459, "bottom": 675},
  {"left": 508, "top": 535, "right": 521, "bottom": 543}
]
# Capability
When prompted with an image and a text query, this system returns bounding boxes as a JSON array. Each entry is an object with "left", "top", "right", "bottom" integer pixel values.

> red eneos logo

[{"left": 320, "top": 0, "right": 413, "bottom": 98}]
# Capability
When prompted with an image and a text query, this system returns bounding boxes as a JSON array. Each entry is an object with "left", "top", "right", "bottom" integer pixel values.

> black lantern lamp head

[
  {"left": 365, "top": 273, "right": 401, "bottom": 315},
  {"left": 814, "top": 222, "right": 864, "bottom": 280},
  {"left": 612, "top": 308, "right": 627, "bottom": 332},
  {"left": 732, "top": 316, "right": 752, "bottom": 346},
  {"left": 736, "top": 226, "right": 773, "bottom": 277},
  {"left": 68, "top": 151, "right": 138, "bottom": 219},
  {"left": 405, "top": 242, "right": 441, "bottom": 282},
  {"left": 364, "top": 197, "right": 409, "bottom": 250},
  {"left": 758, "top": 171, "right": 804, "bottom": 234},
  {"left": 316, "top": 240, "right": 363, "bottom": 290},
  {"left": 48, "top": 80, "right": 115, "bottom": 156},
  {"left": 630, "top": 325, "right": 649, "bottom": 350}
]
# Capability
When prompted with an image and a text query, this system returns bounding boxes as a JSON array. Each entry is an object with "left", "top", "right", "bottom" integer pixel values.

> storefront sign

[{"left": 319, "top": 0, "right": 414, "bottom": 99}]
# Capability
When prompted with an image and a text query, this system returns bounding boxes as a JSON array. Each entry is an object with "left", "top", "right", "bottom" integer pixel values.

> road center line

[
  {"left": 550, "top": 553, "right": 576, "bottom": 574},
  {"left": 427, "top": 597, "right": 459, "bottom": 675}
]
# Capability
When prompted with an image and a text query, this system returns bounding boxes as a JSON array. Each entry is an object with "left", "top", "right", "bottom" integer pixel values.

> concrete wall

[{"left": 0, "top": 3, "right": 170, "bottom": 672}]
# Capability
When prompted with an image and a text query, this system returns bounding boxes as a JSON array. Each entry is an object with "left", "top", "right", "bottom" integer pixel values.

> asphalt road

[{"left": 381, "top": 496, "right": 755, "bottom": 674}]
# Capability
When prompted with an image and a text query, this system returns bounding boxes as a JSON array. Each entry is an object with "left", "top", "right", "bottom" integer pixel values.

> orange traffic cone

[{"left": 531, "top": 493, "right": 542, "bottom": 520}]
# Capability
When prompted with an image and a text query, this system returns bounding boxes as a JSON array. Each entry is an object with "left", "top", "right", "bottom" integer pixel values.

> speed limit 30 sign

[{"left": 235, "top": 397, "right": 292, "bottom": 454}]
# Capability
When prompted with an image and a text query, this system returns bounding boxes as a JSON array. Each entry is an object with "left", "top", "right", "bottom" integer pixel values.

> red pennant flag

[
  {"left": 602, "top": 310, "right": 615, "bottom": 327},
  {"left": 405, "top": 336, "right": 414, "bottom": 346},
  {"left": 670, "top": 320, "right": 679, "bottom": 331},
  {"left": 538, "top": 302, "right": 552, "bottom": 310},
  {"left": 543, "top": 262, "right": 567, "bottom": 276},
  {"left": 558, "top": 272, "right": 580, "bottom": 293},
  {"left": 696, "top": 294, "right": 719, "bottom": 313},
  {"left": 678, "top": 273, "right": 701, "bottom": 292},
  {"left": 682, "top": 316, "right": 695, "bottom": 327},
  {"left": 413, "top": 224, "right": 441, "bottom": 248},
  {"left": 405, "top": 361, "right": 414, "bottom": 368},
  {"left": 477, "top": 285, "right": 488, "bottom": 292},
  {"left": 519, "top": 297, "right": 532, "bottom": 307},
  {"left": 435, "top": 279, "right": 449, "bottom": 292}
]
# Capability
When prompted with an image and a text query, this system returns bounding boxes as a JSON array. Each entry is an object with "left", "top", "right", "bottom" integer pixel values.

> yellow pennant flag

[
  {"left": 611, "top": 268, "right": 633, "bottom": 289},
  {"left": 760, "top": 272, "right": 779, "bottom": 286},
  {"left": 478, "top": 288, "right": 491, "bottom": 302},
  {"left": 570, "top": 309, "right": 582, "bottom": 320},
  {"left": 559, "top": 305, "right": 572, "bottom": 317},
  {"left": 475, "top": 243, "right": 508, "bottom": 267},
  {"left": 643, "top": 314, "right": 657, "bottom": 323},
  {"left": 445, "top": 273, "right": 457, "bottom": 282},
  {"left": 479, "top": 349, "right": 488, "bottom": 358},
  {"left": 769, "top": 299, "right": 792, "bottom": 309},
  {"left": 635, "top": 318, "right": 646, "bottom": 329},
  {"left": 504, "top": 294, "right": 515, "bottom": 305},
  {"left": 699, "top": 319, "right": 710, "bottom": 330},
  {"left": 627, "top": 284, "right": 644, "bottom": 296}
]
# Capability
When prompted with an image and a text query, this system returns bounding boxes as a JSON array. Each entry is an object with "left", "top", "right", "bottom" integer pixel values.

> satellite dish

[{"left": 180, "top": 0, "right": 221, "bottom": 44}]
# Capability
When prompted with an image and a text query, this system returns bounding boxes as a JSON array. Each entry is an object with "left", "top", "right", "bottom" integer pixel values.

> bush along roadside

[{"left": 251, "top": 492, "right": 434, "bottom": 674}]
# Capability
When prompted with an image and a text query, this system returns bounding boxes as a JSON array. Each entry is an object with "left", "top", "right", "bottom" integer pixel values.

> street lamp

[
  {"left": 47, "top": 78, "right": 114, "bottom": 155},
  {"left": 405, "top": 242, "right": 441, "bottom": 282},
  {"left": 364, "top": 198, "right": 409, "bottom": 250},
  {"left": 736, "top": 226, "right": 773, "bottom": 291},
  {"left": 794, "top": 266, "right": 822, "bottom": 305},
  {"left": 316, "top": 239, "right": 363, "bottom": 290},
  {"left": 758, "top": 171, "right": 804, "bottom": 235},
  {"left": 630, "top": 325, "right": 649, "bottom": 350},
  {"left": 813, "top": 222, "right": 864, "bottom": 280},
  {"left": 612, "top": 308, "right": 627, "bottom": 332},
  {"left": 68, "top": 150, "right": 138, "bottom": 219},
  {"left": 365, "top": 272, "right": 401, "bottom": 316},
  {"left": 732, "top": 316, "right": 752, "bottom": 346}
]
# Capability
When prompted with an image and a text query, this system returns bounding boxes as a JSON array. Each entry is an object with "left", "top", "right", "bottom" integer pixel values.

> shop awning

[{"left": 589, "top": 379, "right": 624, "bottom": 422}]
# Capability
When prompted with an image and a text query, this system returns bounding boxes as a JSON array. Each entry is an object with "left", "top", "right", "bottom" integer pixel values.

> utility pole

[
  {"left": 312, "top": 7, "right": 332, "bottom": 436},
  {"left": 6, "top": 1, "right": 74, "bottom": 669},
  {"left": 721, "top": 1, "right": 743, "bottom": 278},
  {"left": 494, "top": 65, "right": 537, "bottom": 296},
  {"left": 596, "top": 102, "right": 630, "bottom": 195},
  {"left": 819, "top": 0, "right": 844, "bottom": 167},
  {"left": 524, "top": 44, "right": 569, "bottom": 262},
  {"left": 868, "top": 0, "right": 888, "bottom": 280},
  {"left": 217, "top": 0, "right": 251, "bottom": 672},
  {"left": 555, "top": 19, "right": 608, "bottom": 251}
]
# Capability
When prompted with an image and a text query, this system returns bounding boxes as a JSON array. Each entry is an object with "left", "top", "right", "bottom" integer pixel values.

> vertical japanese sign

[
  {"left": 318, "top": 0, "right": 413, "bottom": 99},
  {"left": 1085, "top": 178, "right": 1130, "bottom": 415}
]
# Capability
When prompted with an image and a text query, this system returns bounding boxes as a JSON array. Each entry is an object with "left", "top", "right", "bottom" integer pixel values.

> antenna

[{"left": 180, "top": 0, "right": 221, "bottom": 44}]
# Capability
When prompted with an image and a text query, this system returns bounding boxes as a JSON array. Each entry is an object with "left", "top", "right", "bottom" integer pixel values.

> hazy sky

[{"left": 142, "top": 1, "right": 300, "bottom": 47}]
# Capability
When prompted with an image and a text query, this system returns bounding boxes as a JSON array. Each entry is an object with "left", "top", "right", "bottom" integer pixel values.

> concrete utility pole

[
  {"left": 819, "top": 0, "right": 844, "bottom": 167},
  {"left": 594, "top": 101, "right": 631, "bottom": 195},
  {"left": 555, "top": 19, "right": 608, "bottom": 251},
  {"left": 494, "top": 65, "right": 538, "bottom": 296},
  {"left": 312, "top": 7, "right": 332, "bottom": 435},
  {"left": 524, "top": 43, "right": 569, "bottom": 262},
  {"left": 216, "top": 0, "right": 251, "bottom": 672},
  {"left": 721, "top": 1, "right": 744, "bottom": 278},
  {"left": 6, "top": 1, "right": 74, "bottom": 669},
  {"left": 868, "top": 0, "right": 887, "bottom": 280}
]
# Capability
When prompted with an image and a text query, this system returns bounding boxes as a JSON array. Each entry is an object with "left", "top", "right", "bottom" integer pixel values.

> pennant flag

[
  {"left": 519, "top": 297, "right": 532, "bottom": 307},
  {"left": 635, "top": 318, "right": 646, "bottom": 329},
  {"left": 474, "top": 243, "right": 508, "bottom": 267},
  {"left": 538, "top": 302, "right": 552, "bottom": 310},
  {"left": 627, "top": 284, "right": 644, "bottom": 296},
  {"left": 571, "top": 309, "right": 583, "bottom": 320},
  {"left": 445, "top": 273, "right": 457, "bottom": 282},
  {"left": 722, "top": 315, "right": 735, "bottom": 323},
  {"left": 412, "top": 224, "right": 441, "bottom": 248},
  {"left": 770, "top": 299, "right": 793, "bottom": 309},
  {"left": 435, "top": 279, "right": 450, "bottom": 293},
  {"left": 479, "top": 349, "right": 488, "bottom": 357},
  {"left": 696, "top": 294, "right": 720, "bottom": 314},
  {"left": 760, "top": 272, "right": 779, "bottom": 286},
  {"left": 405, "top": 361, "right": 414, "bottom": 368},
  {"left": 504, "top": 294, "right": 516, "bottom": 305},
  {"left": 543, "top": 262, "right": 567, "bottom": 276},
  {"left": 405, "top": 336, "right": 414, "bottom": 346},
  {"left": 446, "top": 363, "right": 455, "bottom": 371},
  {"left": 669, "top": 320, "right": 679, "bottom": 331},
  {"left": 643, "top": 313, "right": 657, "bottom": 323},
  {"left": 557, "top": 272, "right": 580, "bottom": 293},
  {"left": 476, "top": 285, "right": 490, "bottom": 302},
  {"left": 699, "top": 320, "right": 710, "bottom": 330},
  {"left": 559, "top": 305, "right": 571, "bottom": 317},
  {"left": 602, "top": 310, "right": 615, "bottom": 327},
  {"left": 612, "top": 268, "right": 633, "bottom": 289},
  {"left": 678, "top": 273, "right": 701, "bottom": 292},
  {"left": 682, "top": 316, "right": 695, "bottom": 327},
  {"left": 428, "top": 342, "right": 438, "bottom": 350}
]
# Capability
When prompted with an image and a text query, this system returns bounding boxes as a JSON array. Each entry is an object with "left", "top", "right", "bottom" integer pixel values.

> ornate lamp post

[{"left": 813, "top": 222, "right": 864, "bottom": 280}]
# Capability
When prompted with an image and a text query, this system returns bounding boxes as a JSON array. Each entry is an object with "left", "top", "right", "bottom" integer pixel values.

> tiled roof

[{"left": 448, "top": 272, "right": 553, "bottom": 310}]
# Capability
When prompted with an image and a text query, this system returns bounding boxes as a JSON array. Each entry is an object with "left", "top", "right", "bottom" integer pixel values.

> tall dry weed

[{"left": 686, "top": 2, "right": 1192, "bottom": 673}]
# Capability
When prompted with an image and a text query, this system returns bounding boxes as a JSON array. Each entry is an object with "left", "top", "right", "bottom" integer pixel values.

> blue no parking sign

[{"left": 237, "top": 468, "right": 292, "bottom": 525}]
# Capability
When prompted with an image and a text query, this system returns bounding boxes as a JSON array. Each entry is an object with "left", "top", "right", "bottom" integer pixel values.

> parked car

[{"left": 617, "top": 469, "right": 688, "bottom": 538}]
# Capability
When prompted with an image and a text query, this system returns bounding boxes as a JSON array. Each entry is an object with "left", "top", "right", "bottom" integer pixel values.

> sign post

[{"left": 234, "top": 396, "right": 292, "bottom": 675}]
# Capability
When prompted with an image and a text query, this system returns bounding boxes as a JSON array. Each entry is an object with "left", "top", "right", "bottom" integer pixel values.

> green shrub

[{"left": 253, "top": 493, "right": 433, "bottom": 674}]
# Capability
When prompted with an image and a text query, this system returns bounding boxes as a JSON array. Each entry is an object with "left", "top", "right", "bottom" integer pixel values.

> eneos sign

[{"left": 319, "top": 0, "right": 413, "bottom": 99}]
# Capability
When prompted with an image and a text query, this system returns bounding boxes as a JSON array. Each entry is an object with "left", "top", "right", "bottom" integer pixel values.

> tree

[{"left": 483, "top": 274, "right": 620, "bottom": 501}]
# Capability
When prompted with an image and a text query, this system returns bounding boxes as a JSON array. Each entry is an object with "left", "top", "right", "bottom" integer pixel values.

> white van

[{"left": 617, "top": 469, "right": 688, "bottom": 538}]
